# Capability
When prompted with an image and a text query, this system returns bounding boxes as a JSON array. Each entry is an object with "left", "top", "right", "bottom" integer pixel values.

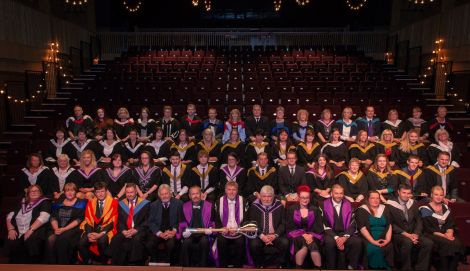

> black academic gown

[
  {"left": 295, "top": 142, "right": 321, "bottom": 168},
  {"left": 245, "top": 166, "right": 278, "bottom": 203},
  {"left": 335, "top": 171, "right": 368, "bottom": 201},
  {"left": 103, "top": 166, "right": 136, "bottom": 198},
  {"left": 110, "top": 197, "right": 150, "bottom": 265},
  {"left": 19, "top": 167, "right": 58, "bottom": 198},
  {"left": 219, "top": 141, "right": 246, "bottom": 165}
]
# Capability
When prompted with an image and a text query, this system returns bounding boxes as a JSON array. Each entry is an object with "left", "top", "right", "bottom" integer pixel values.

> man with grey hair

[
  {"left": 248, "top": 185, "right": 288, "bottom": 268},
  {"left": 146, "top": 184, "right": 182, "bottom": 264}
]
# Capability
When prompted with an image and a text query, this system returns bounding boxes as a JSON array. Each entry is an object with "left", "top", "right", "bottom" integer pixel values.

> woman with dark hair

[
  {"left": 144, "top": 126, "right": 171, "bottom": 166},
  {"left": 44, "top": 127, "right": 73, "bottom": 165},
  {"left": 92, "top": 107, "right": 113, "bottom": 141},
  {"left": 99, "top": 127, "right": 124, "bottom": 166},
  {"left": 45, "top": 182, "right": 86, "bottom": 264},
  {"left": 382, "top": 109, "right": 407, "bottom": 143},
  {"left": 133, "top": 151, "right": 161, "bottom": 201},
  {"left": 245, "top": 129, "right": 272, "bottom": 168},
  {"left": 219, "top": 128, "right": 246, "bottom": 166},
  {"left": 124, "top": 129, "right": 145, "bottom": 166},
  {"left": 286, "top": 185, "right": 324, "bottom": 269},
  {"left": 104, "top": 153, "right": 136, "bottom": 198},
  {"left": 170, "top": 129, "right": 196, "bottom": 165},
  {"left": 306, "top": 154, "right": 334, "bottom": 203},
  {"left": 296, "top": 128, "right": 321, "bottom": 169},
  {"left": 5, "top": 184, "right": 52, "bottom": 263},
  {"left": 367, "top": 154, "right": 399, "bottom": 202},
  {"left": 271, "top": 128, "right": 296, "bottom": 167},
  {"left": 19, "top": 153, "right": 57, "bottom": 198},
  {"left": 69, "top": 128, "right": 103, "bottom": 164},
  {"left": 355, "top": 190, "right": 393, "bottom": 270},
  {"left": 321, "top": 129, "right": 349, "bottom": 174},
  {"left": 219, "top": 152, "right": 246, "bottom": 194},
  {"left": 136, "top": 106, "right": 157, "bottom": 143}
]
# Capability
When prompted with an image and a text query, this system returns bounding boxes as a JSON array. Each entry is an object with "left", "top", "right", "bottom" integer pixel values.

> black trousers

[
  {"left": 323, "top": 235, "right": 362, "bottom": 269},
  {"left": 181, "top": 234, "right": 210, "bottom": 267},
  {"left": 45, "top": 228, "right": 81, "bottom": 264},
  {"left": 78, "top": 233, "right": 109, "bottom": 264},
  {"left": 4, "top": 232, "right": 45, "bottom": 264},
  {"left": 110, "top": 231, "right": 147, "bottom": 265},
  {"left": 249, "top": 237, "right": 289, "bottom": 268},
  {"left": 393, "top": 234, "right": 433, "bottom": 271},
  {"left": 146, "top": 234, "right": 177, "bottom": 263},
  {"left": 216, "top": 235, "right": 245, "bottom": 267}
]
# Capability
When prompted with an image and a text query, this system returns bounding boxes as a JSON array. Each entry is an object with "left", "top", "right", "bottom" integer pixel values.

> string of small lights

[
  {"left": 64, "top": 0, "right": 87, "bottom": 5},
  {"left": 296, "top": 0, "right": 310, "bottom": 6},
  {"left": 409, "top": 0, "right": 434, "bottom": 5},
  {"left": 124, "top": 0, "right": 142, "bottom": 13},
  {"left": 419, "top": 38, "right": 446, "bottom": 85},
  {"left": 346, "top": 0, "right": 368, "bottom": 11},
  {"left": 0, "top": 84, "right": 44, "bottom": 104},
  {"left": 274, "top": 0, "right": 282, "bottom": 11}
]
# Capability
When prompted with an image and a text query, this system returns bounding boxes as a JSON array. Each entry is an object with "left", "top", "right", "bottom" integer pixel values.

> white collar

[
  {"left": 360, "top": 204, "right": 386, "bottom": 218},
  {"left": 384, "top": 119, "right": 402, "bottom": 127}
]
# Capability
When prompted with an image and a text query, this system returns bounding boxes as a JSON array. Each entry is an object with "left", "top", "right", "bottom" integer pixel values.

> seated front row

[{"left": 4, "top": 180, "right": 465, "bottom": 270}]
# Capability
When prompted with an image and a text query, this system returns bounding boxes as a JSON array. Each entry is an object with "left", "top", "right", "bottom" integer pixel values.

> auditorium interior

[{"left": 0, "top": 0, "right": 470, "bottom": 270}]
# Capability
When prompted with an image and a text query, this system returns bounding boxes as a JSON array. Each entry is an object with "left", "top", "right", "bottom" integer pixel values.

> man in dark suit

[
  {"left": 146, "top": 184, "right": 183, "bottom": 264},
  {"left": 248, "top": 185, "right": 288, "bottom": 268},
  {"left": 161, "top": 151, "right": 192, "bottom": 201},
  {"left": 321, "top": 184, "right": 362, "bottom": 269},
  {"left": 110, "top": 183, "right": 150, "bottom": 265},
  {"left": 386, "top": 184, "right": 433, "bottom": 271},
  {"left": 245, "top": 104, "right": 270, "bottom": 142},
  {"left": 278, "top": 151, "right": 306, "bottom": 204},
  {"left": 356, "top": 106, "right": 381, "bottom": 142}
]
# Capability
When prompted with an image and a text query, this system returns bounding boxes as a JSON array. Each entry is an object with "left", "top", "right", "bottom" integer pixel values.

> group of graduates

[{"left": 5, "top": 102, "right": 465, "bottom": 270}]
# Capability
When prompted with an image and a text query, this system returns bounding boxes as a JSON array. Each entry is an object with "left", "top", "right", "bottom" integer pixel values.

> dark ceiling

[{"left": 95, "top": 0, "right": 393, "bottom": 30}]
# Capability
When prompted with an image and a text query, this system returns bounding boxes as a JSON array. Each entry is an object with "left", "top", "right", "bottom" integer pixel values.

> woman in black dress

[
  {"left": 271, "top": 128, "right": 296, "bottom": 167},
  {"left": 67, "top": 149, "right": 105, "bottom": 199},
  {"left": 44, "top": 127, "right": 73, "bottom": 166},
  {"left": 45, "top": 182, "right": 86, "bottom": 264},
  {"left": 367, "top": 154, "right": 399, "bottom": 202},
  {"left": 171, "top": 129, "right": 196, "bottom": 165},
  {"left": 133, "top": 151, "right": 161, "bottom": 201},
  {"left": 376, "top": 129, "right": 399, "bottom": 168},
  {"left": 92, "top": 107, "right": 113, "bottom": 141},
  {"left": 51, "top": 154, "right": 75, "bottom": 200},
  {"left": 292, "top": 108, "right": 314, "bottom": 143},
  {"left": 5, "top": 184, "right": 52, "bottom": 263},
  {"left": 113, "top": 107, "right": 134, "bottom": 141},
  {"left": 136, "top": 106, "right": 157, "bottom": 143},
  {"left": 296, "top": 128, "right": 321, "bottom": 169},
  {"left": 195, "top": 128, "right": 222, "bottom": 164},
  {"left": 69, "top": 129, "right": 103, "bottom": 164},
  {"left": 219, "top": 129, "right": 246, "bottom": 166},
  {"left": 420, "top": 185, "right": 464, "bottom": 271},
  {"left": 19, "top": 153, "right": 57, "bottom": 198},
  {"left": 336, "top": 158, "right": 368, "bottom": 203},
  {"left": 245, "top": 129, "right": 272, "bottom": 168},
  {"left": 124, "top": 128, "right": 145, "bottom": 166},
  {"left": 218, "top": 152, "right": 246, "bottom": 195},
  {"left": 396, "top": 129, "right": 428, "bottom": 168},
  {"left": 306, "top": 154, "right": 334, "bottom": 203},
  {"left": 349, "top": 130, "right": 377, "bottom": 172},
  {"left": 99, "top": 127, "right": 124, "bottom": 167},
  {"left": 321, "top": 129, "right": 349, "bottom": 175},
  {"left": 382, "top": 109, "right": 407, "bottom": 143},
  {"left": 315, "top": 108, "right": 335, "bottom": 144},
  {"left": 104, "top": 153, "right": 136, "bottom": 198},
  {"left": 286, "top": 185, "right": 324, "bottom": 269},
  {"left": 144, "top": 126, "right": 171, "bottom": 166}
]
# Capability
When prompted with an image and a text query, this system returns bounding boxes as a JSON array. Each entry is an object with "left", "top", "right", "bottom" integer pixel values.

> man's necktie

[
  {"left": 290, "top": 167, "right": 295, "bottom": 177},
  {"left": 402, "top": 202, "right": 409, "bottom": 221},
  {"left": 263, "top": 207, "right": 270, "bottom": 234},
  {"left": 173, "top": 167, "right": 178, "bottom": 194},
  {"left": 97, "top": 200, "right": 103, "bottom": 218},
  {"left": 368, "top": 120, "right": 373, "bottom": 136},
  {"left": 127, "top": 201, "right": 134, "bottom": 229}
]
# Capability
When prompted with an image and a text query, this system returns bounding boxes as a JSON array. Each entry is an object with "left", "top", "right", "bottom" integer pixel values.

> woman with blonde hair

[
  {"left": 113, "top": 107, "right": 134, "bottom": 141},
  {"left": 270, "top": 106, "right": 292, "bottom": 141},
  {"left": 222, "top": 108, "right": 246, "bottom": 143},
  {"left": 382, "top": 109, "right": 407, "bottom": 143},
  {"left": 367, "top": 154, "right": 398, "bottom": 202},
  {"left": 427, "top": 128, "right": 461, "bottom": 167},
  {"left": 420, "top": 186, "right": 464, "bottom": 271},
  {"left": 292, "top": 108, "right": 314, "bottom": 143},
  {"left": 376, "top": 129, "right": 398, "bottom": 167},
  {"left": 195, "top": 128, "right": 222, "bottom": 164},
  {"left": 5, "top": 184, "right": 51, "bottom": 263},
  {"left": 333, "top": 106, "right": 358, "bottom": 142},
  {"left": 396, "top": 129, "right": 428, "bottom": 168},
  {"left": 51, "top": 154, "right": 75, "bottom": 200},
  {"left": 68, "top": 149, "right": 105, "bottom": 199}
]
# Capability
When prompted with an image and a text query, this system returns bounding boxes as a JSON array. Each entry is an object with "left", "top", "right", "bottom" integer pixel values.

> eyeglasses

[
  {"left": 30, "top": 190, "right": 40, "bottom": 193},
  {"left": 299, "top": 196, "right": 310, "bottom": 200}
]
